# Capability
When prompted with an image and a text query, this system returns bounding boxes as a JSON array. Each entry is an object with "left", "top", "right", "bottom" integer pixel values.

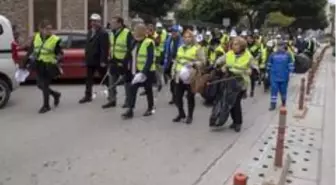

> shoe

[
  {"left": 143, "top": 109, "right": 155, "bottom": 117},
  {"left": 172, "top": 115, "right": 186, "bottom": 122},
  {"left": 184, "top": 117, "right": 193, "bottom": 124},
  {"left": 140, "top": 91, "right": 146, "bottom": 96},
  {"left": 54, "top": 92, "right": 61, "bottom": 107},
  {"left": 269, "top": 103, "right": 276, "bottom": 111},
  {"left": 122, "top": 109, "right": 134, "bottom": 119},
  {"left": 38, "top": 106, "right": 51, "bottom": 114},
  {"left": 168, "top": 99, "right": 174, "bottom": 105},
  {"left": 122, "top": 104, "right": 128, "bottom": 108},
  {"left": 157, "top": 85, "right": 162, "bottom": 92},
  {"left": 229, "top": 123, "right": 241, "bottom": 132},
  {"left": 102, "top": 101, "right": 116, "bottom": 109},
  {"left": 79, "top": 96, "right": 92, "bottom": 104}
]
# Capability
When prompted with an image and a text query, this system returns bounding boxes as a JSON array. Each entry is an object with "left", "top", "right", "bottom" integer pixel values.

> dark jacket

[{"left": 85, "top": 27, "right": 109, "bottom": 67}]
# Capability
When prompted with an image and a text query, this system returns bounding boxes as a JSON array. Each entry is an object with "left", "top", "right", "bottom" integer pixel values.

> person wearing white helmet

[
  {"left": 79, "top": 13, "right": 111, "bottom": 106},
  {"left": 154, "top": 22, "right": 168, "bottom": 92}
]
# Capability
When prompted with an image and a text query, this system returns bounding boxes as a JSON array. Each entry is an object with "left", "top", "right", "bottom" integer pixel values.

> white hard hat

[
  {"left": 156, "top": 22, "right": 163, "bottom": 28},
  {"left": 196, "top": 34, "right": 203, "bottom": 42},
  {"left": 206, "top": 31, "right": 211, "bottom": 35},
  {"left": 276, "top": 34, "right": 281, "bottom": 39},
  {"left": 297, "top": 35, "right": 302, "bottom": 39},
  {"left": 241, "top": 30, "right": 247, "bottom": 36},
  {"left": 254, "top": 29, "right": 259, "bottom": 33},
  {"left": 266, "top": 40, "right": 274, "bottom": 47},
  {"left": 230, "top": 30, "right": 237, "bottom": 37},
  {"left": 90, "top": 13, "right": 101, "bottom": 21}
]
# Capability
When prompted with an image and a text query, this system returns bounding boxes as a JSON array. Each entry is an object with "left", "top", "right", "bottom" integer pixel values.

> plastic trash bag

[
  {"left": 15, "top": 69, "right": 30, "bottom": 82},
  {"left": 132, "top": 73, "right": 147, "bottom": 85},
  {"left": 209, "top": 76, "right": 243, "bottom": 127},
  {"left": 294, "top": 53, "right": 311, "bottom": 74},
  {"left": 179, "top": 66, "right": 192, "bottom": 84}
]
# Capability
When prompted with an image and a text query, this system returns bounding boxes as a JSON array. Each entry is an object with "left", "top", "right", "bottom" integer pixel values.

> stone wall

[
  {"left": 0, "top": 0, "right": 29, "bottom": 41},
  {"left": 61, "top": 0, "right": 85, "bottom": 30}
]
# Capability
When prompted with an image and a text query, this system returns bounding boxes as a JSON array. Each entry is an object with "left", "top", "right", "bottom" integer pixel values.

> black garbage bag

[
  {"left": 201, "top": 72, "right": 222, "bottom": 103},
  {"left": 294, "top": 53, "right": 312, "bottom": 74},
  {"left": 209, "top": 76, "right": 244, "bottom": 127}
]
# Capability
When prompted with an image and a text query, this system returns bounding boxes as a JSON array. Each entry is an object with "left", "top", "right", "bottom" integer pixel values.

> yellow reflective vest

[
  {"left": 260, "top": 47, "right": 268, "bottom": 69},
  {"left": 155, "top": 29, "right": 168, "bottom": 57},
  {"left": 225, "top": 50, "right": 253, "bottom": 89},
  {"left": 110, "top": 28, "right": 130, "bottom": 60},
  {"left": 220, "top": 34, "right": 229, "bottom": 45},
  {"left": 209, "top": 45, "right": 225, "bottom": 65},
  {"left": 136, "top": 38, "right": 156, "bottom": 71},
  {"left": 33, "top": 33, "right": 60, "bottom": 64},
  {"left": 173, "top": 44, "right": 198, "bottom": 74}
]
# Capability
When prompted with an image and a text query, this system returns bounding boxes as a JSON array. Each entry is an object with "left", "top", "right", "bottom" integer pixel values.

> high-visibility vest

[
  {"left": 155, "top": 29, "right": 168, "bottom": 57},
  {"left": 33, "top": 33, "right": 60, "bottom": 64},
  {"left": 209, "top": 45, "right": 225, "bottom": 64},
  {"left": 136, "top": 38, "right": 156, "bottom": 71},
  {"left": 174, "top": 44, "right": 198, "bottom": 73},
  {"left": 111, "top": 28, "right": 130, "bottom": 60},
  {"left": 225, "top": 50, "right": 252, "bottom": 89},
  {"left": 220, "top": 34, "right": 229, "bottom": 45},
  {"left": 260, "top": 47, "right": 268, "bottom": 69}
]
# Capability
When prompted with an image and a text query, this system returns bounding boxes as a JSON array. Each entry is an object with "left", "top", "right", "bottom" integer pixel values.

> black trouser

[
  {"left": 128, "top": 72, "right": 155, "bottom": 110},
  {"left": 85, "top": 65, "right": 107, "bottom": 97},
  {"left": 175, "top": 81, "right": 195, "bottom": 118},
  {"left": 109, "top": 63, "right": 131, "bottom": 105},
  {"left": 230, "top": 91, "right": 244, "bottom": 126},
  {"left": 36, "top": 62, "right": 60, "bottom": 107},
  {"left": 170, "top": 79, "right": 175, "bottom": 101},
  {"left": 250, "top": 69, "right": 258, "bottom": 94}
]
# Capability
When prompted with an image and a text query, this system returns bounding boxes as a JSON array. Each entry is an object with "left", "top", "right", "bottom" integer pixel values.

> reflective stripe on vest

[
  {"left": 175, "top": 45, "right": 198, "bottom": 72},
  {"left": 113, "top": 28, "right": 130, "bottom": 60},
  {"left": 33, "top": 33, "right": 60, "bottom": 64},
  {"left": 137, "top": 38, "right": 156, "bottom": 71},
  {"left": 155, "top": 29, "right": 167, "bottom": 56}
]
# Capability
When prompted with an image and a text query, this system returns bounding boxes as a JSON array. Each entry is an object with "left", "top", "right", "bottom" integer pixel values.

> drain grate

[
  {"left": 259, "top": 126, "right": 322, "bottom": 149},
  {"left": 285, "top": 176, "right": 317, "bottom": 185}
]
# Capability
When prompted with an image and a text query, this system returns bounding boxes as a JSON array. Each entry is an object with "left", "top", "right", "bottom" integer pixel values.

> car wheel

[{"left": 0, "top": 79, "right": 10, "bottom": 109}]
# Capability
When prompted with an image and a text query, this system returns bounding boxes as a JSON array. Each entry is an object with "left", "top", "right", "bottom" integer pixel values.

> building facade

[{"left": 0, "top": 0, "right": 129, "bottom": 40}]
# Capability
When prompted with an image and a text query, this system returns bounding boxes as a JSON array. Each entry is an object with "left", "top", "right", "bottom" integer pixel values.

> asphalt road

[{"left": 0, "top": 81, "right": 273, "bottom": 185}]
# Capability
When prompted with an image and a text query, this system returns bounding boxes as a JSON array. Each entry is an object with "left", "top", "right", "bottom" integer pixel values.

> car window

[
  {"left": 0, "top": 24, "right": 3, "bottom": 35},
  {"left": 70, "top": 34, "right": 87, "bottom": 48},
  {"left": 56, "top": 34, "right": 70, "bottom": 48}
]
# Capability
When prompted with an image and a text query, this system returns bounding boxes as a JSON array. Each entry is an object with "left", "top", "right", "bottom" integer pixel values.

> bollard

[
  {"left": 233, "top": 173, "right": 248, "bottom": 185},
  {"left": 274, "top": 107, "right": 287, "bottom": 167},
  {"left": 298, "top": 78, "right": 306, "bottom": 110}
]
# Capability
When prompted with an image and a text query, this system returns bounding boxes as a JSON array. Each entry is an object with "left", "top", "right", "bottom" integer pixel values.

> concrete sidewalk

[{"left": 217, "top": 48, "right": 335, "bottom": 185}]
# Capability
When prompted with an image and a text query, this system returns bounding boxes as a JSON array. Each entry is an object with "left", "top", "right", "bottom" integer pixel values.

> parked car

[
  {"left": 0, "top": 15, "right": 20, "bottom": 108},
  {"left": 16, "top": 30, "right": 88, "bottom": 80}
]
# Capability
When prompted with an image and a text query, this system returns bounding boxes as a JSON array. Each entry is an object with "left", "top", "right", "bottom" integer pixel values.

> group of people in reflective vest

[{"left": 24, "top": 13, "right": 315, "bottom": 132}]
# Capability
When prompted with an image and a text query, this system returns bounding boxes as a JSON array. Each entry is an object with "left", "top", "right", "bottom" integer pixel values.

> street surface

[{"left": 0, "top": 50, "right": 334, "bottom": 185}]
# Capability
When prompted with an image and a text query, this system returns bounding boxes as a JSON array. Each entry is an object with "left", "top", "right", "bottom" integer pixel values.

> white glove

[{"left": 132, "top": 73, "right": 147, "bottom": 85}]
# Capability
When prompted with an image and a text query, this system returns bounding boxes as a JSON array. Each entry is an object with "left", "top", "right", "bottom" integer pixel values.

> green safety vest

[
  {"left": 209, "top": 45, "right": 225, "bottom": 65},
  {"left": 33, "top": 33, "right": 60, "bottom": 64},
  {"left": 226, "top": 50, "right": 252, "bottom": 89},
  {"left": 174, "top": 45, "right": 198, "bottom": 73},
  {"left": 220, "top": 34, "right": 229, "bottom": 45},
  {"left": 136, "top": 38, "right": 156, "bottom": 71},
  {"left": 155, "top": 29, "right": 168, "bottom": 57},
  {"left": 110, "top": 28, "right": 130, "bottom": 60},
  {"left": 260, "top": 47, "right": 268, "bottom": 69}
]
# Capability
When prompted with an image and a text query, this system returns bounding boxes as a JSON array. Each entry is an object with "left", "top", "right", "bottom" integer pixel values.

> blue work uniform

[{"left": 267, "top": 50, "right": 294, "bottom": 109}]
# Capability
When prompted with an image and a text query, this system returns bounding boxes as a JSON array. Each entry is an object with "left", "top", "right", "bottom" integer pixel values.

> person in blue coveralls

[
  {"left": 163, "top": 25, "right": 184, "bottom": 105},
  {"left": 267, "top": 40, "right": 294, "bottom": 111}
]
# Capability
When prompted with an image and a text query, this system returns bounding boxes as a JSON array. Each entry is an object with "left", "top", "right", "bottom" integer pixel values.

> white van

[{"left": 0, "top": 15, "right": 19, "bottom": 109}]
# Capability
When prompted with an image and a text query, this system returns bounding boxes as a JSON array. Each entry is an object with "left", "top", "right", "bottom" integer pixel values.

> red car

[{"left": 16, "top": 31, "right": 88, "bottom": 80}]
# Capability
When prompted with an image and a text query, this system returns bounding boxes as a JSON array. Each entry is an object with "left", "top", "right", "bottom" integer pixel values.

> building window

[
  {"left": 88, "top": 0, "right": 103, "bottom": 29},
  {"left": 33, "top": 0, "right": 57, "bottom": 31}
]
